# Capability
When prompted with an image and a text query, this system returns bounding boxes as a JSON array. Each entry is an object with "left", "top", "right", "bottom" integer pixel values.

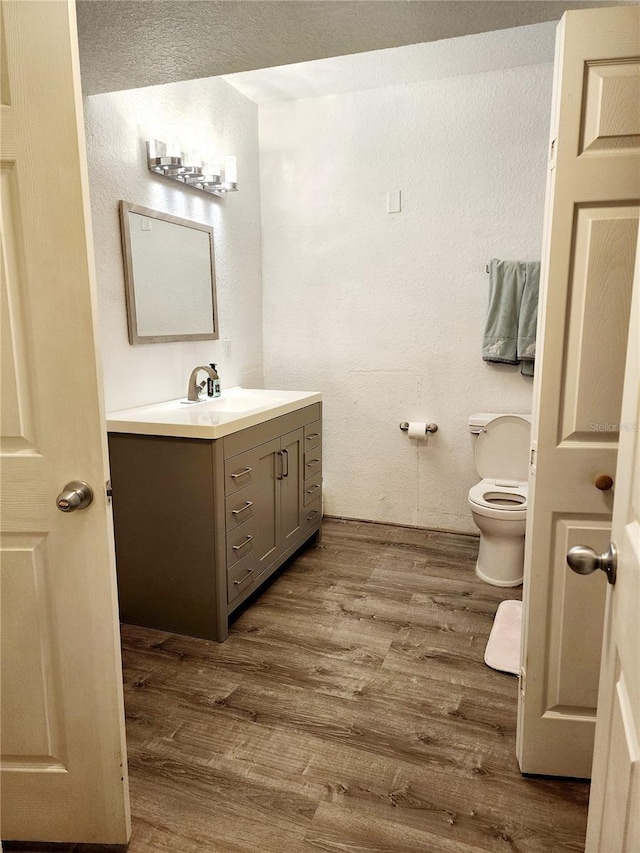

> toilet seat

[
  {"left": 474, "top": 415, "right": 530, "bottom": 482},
  {"left": 469, "top": 414, "right": 530, "bottom": 520},
  {"left": 469, "top": 479, "right": 528, "bottom": 511}
]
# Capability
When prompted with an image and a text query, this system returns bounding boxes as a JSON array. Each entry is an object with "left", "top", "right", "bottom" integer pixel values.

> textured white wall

[
  {"left": 260, "top": 63, "right": 553, "bottom": 533},
  {"left": 84, "top": 77, "right": 263, "bottom": 413}
]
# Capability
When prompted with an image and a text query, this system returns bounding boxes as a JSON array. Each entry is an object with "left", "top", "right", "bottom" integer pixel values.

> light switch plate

[{"left": 387, "top": 190, "right": 401, "bottom": 214}]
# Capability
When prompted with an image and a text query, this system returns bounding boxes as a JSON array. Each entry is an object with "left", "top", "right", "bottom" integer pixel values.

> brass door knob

[{"left": 594, "top": 474, "right": 614, "bottom": 491}]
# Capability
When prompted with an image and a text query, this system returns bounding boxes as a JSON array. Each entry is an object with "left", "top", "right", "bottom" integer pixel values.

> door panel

[
  {"left": 281, "top": 428, "right": 304, "bottom": 548},
  {"left": 253, "top": 437, "right": 282, "bottom": 571},
  {"left": 581, "top": 61, "right": 640, "bottom": 154},
  {"left": 548, "top": 519, "right": 608, "bottom": 710},
  {"left": 0, "top": 0, "right": 129, "bottom": 841},
  {"left": 0, "top": 167, "right": 36, "bottom": 452},
  {"left": 560, "top": 207, "right": 637, "bottom": 442},
  {"left": 597, "top": 669, "right": 639, "bottom": 851},
  {"left": 0, "top": 534, "right": 65, "bottom": 767},
  {"left": 517, "top": 5, "right": 640, "bottom": 777},
  {"left": 585, "top": 232, "right": 640, "bottom": 851}
]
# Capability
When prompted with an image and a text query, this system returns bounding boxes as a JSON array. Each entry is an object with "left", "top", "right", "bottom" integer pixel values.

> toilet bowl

[{"left": 468, "top": 414, "right": 531, "bottom": 587}]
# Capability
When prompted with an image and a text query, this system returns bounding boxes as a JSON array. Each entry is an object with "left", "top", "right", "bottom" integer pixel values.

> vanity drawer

[
  {"left": 304, "top": 447, "right": 322, "bottom": 477},
  {"left": 303, "top": 498, "right": 322, "bottom": 530},
  {"left": 224, "top": 448, "right": 257, "bottom": 496},
  {"left": 226, "top": 517, "right": 256, "bottom": 568},
  {"left": 225, "top": 485, "right": 257, "bottom": 533},
  {"left": 227, "top": 551, "right": 259, "bottom": 605},
  {"left": 303, "top": 474, "right": 322, "bottom": 507},
  {"left": 304, "top": 420, "right": 322, "bottom": 450}
]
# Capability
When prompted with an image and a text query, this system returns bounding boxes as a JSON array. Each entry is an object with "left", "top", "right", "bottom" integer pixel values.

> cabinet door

[
  {"left": 280, "top": 428, "right": 304, "bottom": 549},
  {"left": 253, "top": 436, "right": 282, "bottom": 574}
]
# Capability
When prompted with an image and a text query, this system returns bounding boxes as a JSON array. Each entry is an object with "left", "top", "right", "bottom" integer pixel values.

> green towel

[
  {"left": 482, "top": 259, "right": 540, "bottom": 376},
  {"left": 482, "top": 259, "right": 524, "bottom": 365},
  {"left": 517, "top": 262, "right": 540, "bottom": 376}
]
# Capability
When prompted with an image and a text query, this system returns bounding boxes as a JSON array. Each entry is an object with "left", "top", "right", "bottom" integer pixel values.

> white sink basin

[
  {"left": 107, "top": 387, "right": 322, "bottom": 439},
  {"left": 181, "top": 393, "right": 285, "bottom": 413}
]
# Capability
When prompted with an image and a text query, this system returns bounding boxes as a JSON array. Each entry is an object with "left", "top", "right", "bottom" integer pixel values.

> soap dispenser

[{"left": 207, "top": 363, "right": 221, "bottom": 397}]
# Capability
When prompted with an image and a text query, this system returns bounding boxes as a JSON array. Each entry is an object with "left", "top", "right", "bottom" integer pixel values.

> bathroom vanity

[{"left": 107, "top": 389, "right": 322, "bottom": 641}]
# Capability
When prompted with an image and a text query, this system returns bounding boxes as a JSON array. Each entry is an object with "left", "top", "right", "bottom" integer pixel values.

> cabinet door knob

[{"left": 594, "top": 474, "right": 614, "bottom": 491}]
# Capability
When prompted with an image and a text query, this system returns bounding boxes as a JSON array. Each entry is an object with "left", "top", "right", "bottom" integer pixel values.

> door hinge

[
  {"left": 519, "top": 666, "right": 526, "bottom": 697},
  {"left": 106, "top": 479, "right": 113, "bottom": 504},
  {"left": 549, "top": 137, "right": 557, "bottom": 168}
]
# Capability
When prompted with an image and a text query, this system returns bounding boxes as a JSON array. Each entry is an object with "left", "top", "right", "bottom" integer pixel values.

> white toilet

[{"left": 468, "top": 413, "right": 531, "bottom": 587}]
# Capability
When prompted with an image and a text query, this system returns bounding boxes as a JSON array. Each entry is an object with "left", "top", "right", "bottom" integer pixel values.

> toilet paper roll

[{"left": 408, "top": 422, "right": 430, "bottom": 441}]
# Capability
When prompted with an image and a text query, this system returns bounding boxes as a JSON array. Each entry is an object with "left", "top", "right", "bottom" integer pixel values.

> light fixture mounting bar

[{"left": 146, "top": 141, "right": 238, "bottom": 197}]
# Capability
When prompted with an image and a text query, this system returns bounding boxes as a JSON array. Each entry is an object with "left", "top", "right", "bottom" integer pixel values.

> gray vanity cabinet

[
  {"left": 108, "top": 403, "right": 321, "bottom": 642},
  {"left": 281, "top": 428, "right": 305, "bottom": 548},
  {"left": 225, "top": 427, "right": 304, "bottom": 599}
]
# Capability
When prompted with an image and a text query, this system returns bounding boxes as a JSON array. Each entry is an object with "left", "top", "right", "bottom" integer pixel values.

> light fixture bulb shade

[
  {"left": 166, "top": 138, "right": 182, "bottom": 159},
  {"left": 206, "top": 153, "right": 221, "bottom": 178},
  {"left": 224, "top": 155, "right": 237, "bottom": 184},
  {"left": 185, "top": 148, "right": 200, "bottom": 168}
]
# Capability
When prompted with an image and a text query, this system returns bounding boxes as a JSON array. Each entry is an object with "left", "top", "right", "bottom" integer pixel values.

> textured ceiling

[
  {"left": 76, "top": 0, "right": 624, "bottom": 95},
  {"left": 223, "top": 21, "right": 557, "bottom": 103}
]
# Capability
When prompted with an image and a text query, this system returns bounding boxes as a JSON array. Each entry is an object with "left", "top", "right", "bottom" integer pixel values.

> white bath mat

[{"left": 484, "top": 599, "right": 523, "bottom": 676}]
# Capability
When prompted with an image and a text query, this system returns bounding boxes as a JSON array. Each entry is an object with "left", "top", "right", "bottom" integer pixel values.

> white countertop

[{"left": 107, "top": 387, "right": 322, "bottom": 440}]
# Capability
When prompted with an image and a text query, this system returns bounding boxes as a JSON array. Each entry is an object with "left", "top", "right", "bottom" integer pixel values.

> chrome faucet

[{"left": 186, "top": 365, "right": 219, "bottom": 403}]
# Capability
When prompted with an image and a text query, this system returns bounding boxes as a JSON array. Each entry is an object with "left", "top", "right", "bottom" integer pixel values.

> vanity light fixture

[{"left": 146, "top": 140, "right": 238, "bottom": 197}]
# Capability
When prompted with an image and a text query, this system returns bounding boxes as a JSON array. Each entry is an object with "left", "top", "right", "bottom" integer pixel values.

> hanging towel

[
  {"left": 482, "top": 259, "right": 524, "bottom": 365},
  {"left": 517, "top": 261, "right": 540, "bottom": 377}
]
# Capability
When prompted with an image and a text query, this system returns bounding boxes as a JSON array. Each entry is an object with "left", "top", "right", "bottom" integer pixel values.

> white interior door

[
  {"left": 517, "top": 5, "right": 640, "bottom": 778},
  {"left": 583, "top": 232, "right": 640, "bottom": 853},
  {"left": 0, "top": 0, "right": 130, "bottom": 842}
]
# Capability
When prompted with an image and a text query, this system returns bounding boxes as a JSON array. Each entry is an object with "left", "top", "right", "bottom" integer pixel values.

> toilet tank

[{"left": 468, "top": 413, "right": 532, "bottom": 434}]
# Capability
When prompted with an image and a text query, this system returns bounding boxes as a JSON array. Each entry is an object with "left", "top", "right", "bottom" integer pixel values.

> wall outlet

[{"left": 223, "top": 339, "right": 232, "bottom": 360}]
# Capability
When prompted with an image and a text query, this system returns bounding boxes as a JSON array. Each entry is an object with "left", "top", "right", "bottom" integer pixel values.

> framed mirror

[{"left": 119, "top": 201, "right": 219, "bottom": 345}]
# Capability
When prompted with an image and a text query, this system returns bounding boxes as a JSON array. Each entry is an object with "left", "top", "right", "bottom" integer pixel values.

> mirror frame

[{"left": 119, "top": 200, "right": 219, "bottom": 345}]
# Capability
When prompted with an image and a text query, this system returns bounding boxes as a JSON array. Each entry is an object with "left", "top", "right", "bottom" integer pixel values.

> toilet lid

[{"left": 475, "top": 415, "right": 530, "bottom": 481}]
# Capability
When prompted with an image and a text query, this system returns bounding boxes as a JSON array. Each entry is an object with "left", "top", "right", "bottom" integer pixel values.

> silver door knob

[
  {"left": 567, "top": 542, "right": 617, "bottom": 585},
  {"left": 56, "top": 481, "right": 93, "bottom": 512}
]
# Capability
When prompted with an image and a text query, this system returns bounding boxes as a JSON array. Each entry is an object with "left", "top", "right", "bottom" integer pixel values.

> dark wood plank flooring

[{"left": 6, "top": 519, "right": 590, "bottom": 852}]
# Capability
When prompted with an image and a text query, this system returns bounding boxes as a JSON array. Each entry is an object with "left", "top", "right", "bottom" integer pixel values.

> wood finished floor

[{"left": 7, "top": 519, "right": 590, "bottom": 853}]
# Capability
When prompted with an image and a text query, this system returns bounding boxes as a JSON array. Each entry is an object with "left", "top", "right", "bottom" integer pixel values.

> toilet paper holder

[{"left": 399, "top": 421, "right": 438, "bottom": 433}]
